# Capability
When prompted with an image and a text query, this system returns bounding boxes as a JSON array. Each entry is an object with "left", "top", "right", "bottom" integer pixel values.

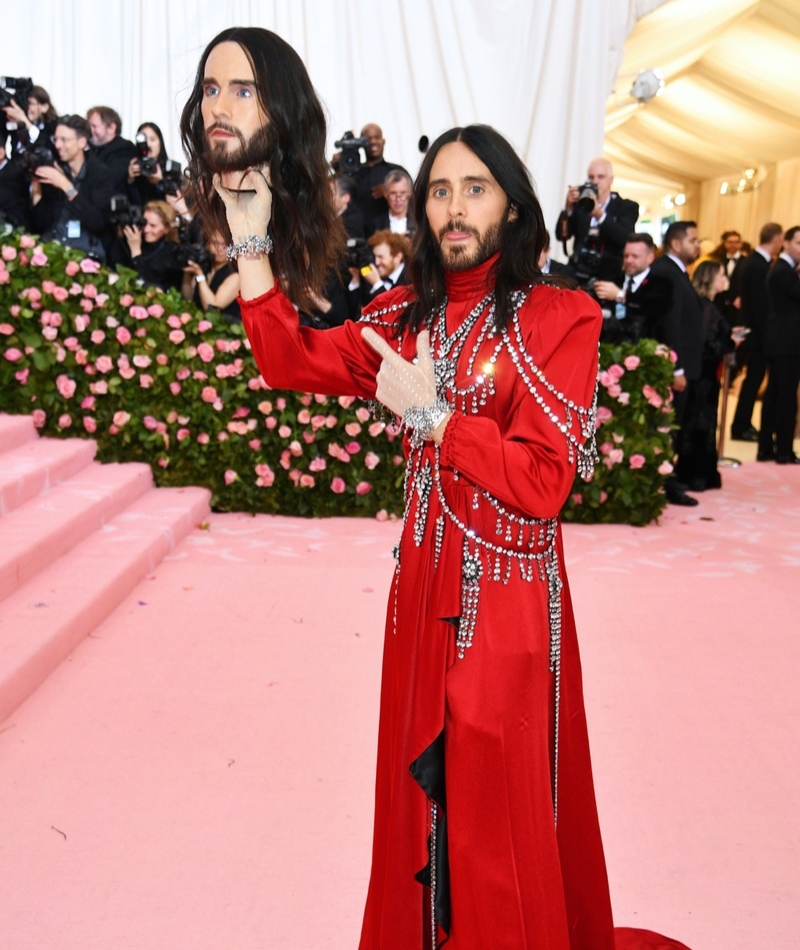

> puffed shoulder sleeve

[
  {"left": 239, "top": 284, "right": 410, "bottom": 399},
  {"left": 439, "top": 287, "right": 601, "bottom": 519}
]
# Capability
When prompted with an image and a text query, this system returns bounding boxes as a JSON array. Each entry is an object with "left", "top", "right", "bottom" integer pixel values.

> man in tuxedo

[
  {"left": 367, "top": 168, "right": 415, "bottom": 238},
  {"left": 352, "top": 123, "right": 409, "bottom": 224},
  {"left": 555, "top": 157, "right": 639, "bottom": 302},
  {"left": 351, "top": 229, "right": 410, "bottom": 310},
  {"left": 594, "top": 232, "right": 672, "bottom": 343},
  {"left": 759, "top": 226, "right": 800, "bottom": 464},
  {"left": 729, "top": 222, "right": 783, "bottom": 442},
  {"left": 649, "top": 221, "right": 704, "bottom": 505}
]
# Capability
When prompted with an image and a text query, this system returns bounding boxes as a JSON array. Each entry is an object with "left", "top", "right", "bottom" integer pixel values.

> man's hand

[
  {"left": 593, "top": 280, "right": 621, "bottom": 302},
  {"left": 147, "top": 163, "right": 163, "bottom": 185},
  {"left": 123, "top": 224, "right": 143, "bottom": 256},
  {"left": 35, "top": 164, "right": 72, "bottom": 192},
  {"left": 672, "top": 373, "right": 687, "bottom": 393},
  {"left": 371, "top": 183, "right": 386, "bottom": 200},
  {"left": 212, "top": 166, "right": 272, "bottom": 244},
  {"left": 2, "top": 98, "right": 30, "bottom": 129},
  {"left": 128, "top": 157, "right": 141, "bottom": 181},
  {"left": 565, "top": 186, "right": 580, "bottom": 212}
]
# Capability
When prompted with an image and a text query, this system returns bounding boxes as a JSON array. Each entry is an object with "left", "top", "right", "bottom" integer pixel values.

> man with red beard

[{"left": 186, "top": 28, "right": 694, "bottom": 950}]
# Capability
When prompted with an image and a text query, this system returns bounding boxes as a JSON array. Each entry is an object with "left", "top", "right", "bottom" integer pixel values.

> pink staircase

[{"left": 0, "top": 413, "right": 211, "bottom": 724}]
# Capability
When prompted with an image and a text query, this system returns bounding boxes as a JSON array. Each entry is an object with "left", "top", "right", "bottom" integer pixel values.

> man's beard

[
  {"left": 435, "top": 219, "right": 505, "bottom": 272},
  {"left": 202, "top": 122, "right": 273, "bottom": 176}
]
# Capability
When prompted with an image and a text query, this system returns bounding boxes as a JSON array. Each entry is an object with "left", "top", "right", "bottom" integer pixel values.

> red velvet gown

[{"left": 240, "top": 256, "right": 692, "bottom": 950}]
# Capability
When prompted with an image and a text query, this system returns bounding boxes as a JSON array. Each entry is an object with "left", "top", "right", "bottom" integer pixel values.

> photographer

[
  {"left": 127, "top": 121, "right": 172, "bottom": 205},
  {"left": 0, "top": 141, "right": 31, "bottom": 229},
  {"left": 110, "top": 199, "right": 182, "bottom": 291},
  {"left": 87, "top": 106, "right": 138, "bottom": 194},
  {"left": 31, "top": 114, "right": 112, "bottom": 260},
  {"left": 2, "top": 84, "right": 58, "bottom": 154},
  {"left": 349, "top": 228, "right": 410, "bottom": 309},
  {"left": 555, "top": 156, "right": 639, "bottom": 298},
  {"left": 181, "top": 231, "right": 241, "bottom": 323},
  {"left": 351, "top": 123, "right": 409, "bottom": 223}
]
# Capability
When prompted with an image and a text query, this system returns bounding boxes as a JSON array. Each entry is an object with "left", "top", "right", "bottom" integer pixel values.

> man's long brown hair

[{"left": 180, "top": 27, "right": 345, "bottom": 311}]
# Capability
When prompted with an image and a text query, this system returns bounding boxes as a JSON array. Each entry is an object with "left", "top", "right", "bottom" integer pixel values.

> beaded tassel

[
  {"left": 430, "top": 799, "right": 438, "bottom": 949},
  {"left": 456, "top": 533, "right": 483, "bottom": 658},
  {"left": 546, "top": 555, "right": 564, "bottom": 824},
  {"left": 414, "top": 461, "right": 433, "bottom": 546}
]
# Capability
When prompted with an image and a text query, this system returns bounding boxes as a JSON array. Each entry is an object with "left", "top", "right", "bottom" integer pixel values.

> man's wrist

[{"left": 65, "top": 186, "right": 77, "bottom": 200}]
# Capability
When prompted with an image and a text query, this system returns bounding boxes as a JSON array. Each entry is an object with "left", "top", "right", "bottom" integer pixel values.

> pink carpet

[{"left": 0, "top": 462, "right": 798, "bottom": 950}]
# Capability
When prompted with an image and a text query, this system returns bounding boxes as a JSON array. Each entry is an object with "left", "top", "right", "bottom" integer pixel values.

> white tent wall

[{"left": 0, "top": 0, "right": 660, "bottom": 239}]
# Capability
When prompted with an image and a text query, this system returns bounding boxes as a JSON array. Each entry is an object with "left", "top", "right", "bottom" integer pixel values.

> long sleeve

[
  {"left": 439, "top": 288, "right": 601, "bottom": 519},
  {"left": 240, "top": 283, "right": 408, "bottom": 398}
]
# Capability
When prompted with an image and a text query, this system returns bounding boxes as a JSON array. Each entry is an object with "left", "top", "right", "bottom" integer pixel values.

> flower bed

[{"left": 0, "top": 231, "right": 674, "bottom": 524}]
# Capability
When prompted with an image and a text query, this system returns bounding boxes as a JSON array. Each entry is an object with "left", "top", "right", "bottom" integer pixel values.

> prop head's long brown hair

[{"left": 180, "top": 27, "right": 345, "bottom": 311}]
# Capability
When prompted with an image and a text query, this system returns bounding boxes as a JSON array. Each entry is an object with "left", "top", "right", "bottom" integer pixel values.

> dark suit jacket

[
  {"left": 341, "top": 206, "right": 365, "bottom": 240},
  {"left": 0, "top": 157, "right": 31, "bottom": 229},
  {"left": 32, "top": 154, "right": 113, "bottom": 250},
  {"left": 649, "top": 255, "right": 704, "bottom": 380},
  {"left": 766, "top": 257, "right": 800, "bottom": 356},
  {"left": 624, "top": 271, "right": 673, "bottom": 342},
  {"left": 367, "top": 211, "right": 416, "bottom": 239},
  {"left": 556, "top": 192, "right": 639, "bottom": 278},
  {"left": 544, "top": 258, "right": 575, "bottom": 279},
  {"left": 91, "top": 136, "right": 138, "bottom": 195},
  {"left": 737, "top": 251, "right": 771, "bottom": 337}
]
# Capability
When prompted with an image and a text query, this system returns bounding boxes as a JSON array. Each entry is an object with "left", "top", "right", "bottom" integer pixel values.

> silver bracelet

[
  {"left": 403, "top": 399, "right": 451, "bottom": 448},
  {"left": 226, "top": 235, "right": 273, "bottom": 261}
]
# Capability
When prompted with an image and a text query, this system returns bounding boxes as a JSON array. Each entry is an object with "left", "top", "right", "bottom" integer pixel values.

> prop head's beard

[
  {"left": 202, "top": 121, "right": 273, "bottom": 177},
  {"left": 435, "top": 219, "right": 505, "bottom": 272}
]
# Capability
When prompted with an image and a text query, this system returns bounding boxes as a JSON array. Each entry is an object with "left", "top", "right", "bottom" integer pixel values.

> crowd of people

[{"left": 2, "top": 82, "right": 798, "bottom": 478}]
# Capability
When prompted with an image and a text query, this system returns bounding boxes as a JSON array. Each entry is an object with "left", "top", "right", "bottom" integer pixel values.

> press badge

[{"left": 67, "top": 220, "right": 81, "bottom": 239}]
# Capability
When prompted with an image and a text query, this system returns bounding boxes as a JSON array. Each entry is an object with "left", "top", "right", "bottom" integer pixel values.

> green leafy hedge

[{"left": 0, "top": 230, "right": 674, "bottom": 524}]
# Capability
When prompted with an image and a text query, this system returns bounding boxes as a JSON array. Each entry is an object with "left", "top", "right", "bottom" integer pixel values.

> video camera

[
  {"left": 109, "top": 194, "right": 146, "bottom": 230},
  {"left": 334, "top": 131, "right": 369, "bottom": 175}
]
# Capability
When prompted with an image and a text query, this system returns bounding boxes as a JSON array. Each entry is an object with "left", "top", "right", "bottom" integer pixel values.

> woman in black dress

[{"left": 181, "top": 232, "right": 241, "bottom": 323}]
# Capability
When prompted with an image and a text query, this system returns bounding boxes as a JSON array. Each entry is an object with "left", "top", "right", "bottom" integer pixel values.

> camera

[
  {"left": 576, "top": 180, "right": 599, "bottom": 213},
  {"left": 334, "top": 131, "right": 369, "bottom": 175},
  {"left": 572, "top": 234, "right": 603, "bottom": 287},
  {"left": 25, "top": 142, "right": 55, "bottom": 173},
  {"left": 109, "top": 194, "right": 146, "bottom": 229},
  {"left": 345, "top": 238, "right": 374, "bottom": 271},
  {"left": 0, "top": 75, "right": 33, "bottom": 140},
  {"left": 134, "top": 132, "right": 158, "bottom": 176},
  {"left": 161, "top": 159, "right": 183, "bottom": 197},
  {"left": 174, "top": 240, "right": 214, "bottom": 274}
]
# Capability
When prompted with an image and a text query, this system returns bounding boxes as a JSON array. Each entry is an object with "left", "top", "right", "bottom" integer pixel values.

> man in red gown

[{"left": 185, "top": 27, "right": 693, "bottom": 950}]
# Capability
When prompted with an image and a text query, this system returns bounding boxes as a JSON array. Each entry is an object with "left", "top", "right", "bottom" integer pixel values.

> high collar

[{"left": 444, "top": 252, "right": 501, "bottom": 302}]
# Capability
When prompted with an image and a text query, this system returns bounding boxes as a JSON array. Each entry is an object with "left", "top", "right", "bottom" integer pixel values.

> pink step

[
  {"left": 0, "top": 485, "right": 211, "bottom": 724},
  {"left": 0, "top": 413, "right": 38, "bottom": 453},
  {"left": 0, "top": 437, "right": 97, "bottom": 517},
  {"left": 0, "top": 460, "right": 154, "bottom": 603}
]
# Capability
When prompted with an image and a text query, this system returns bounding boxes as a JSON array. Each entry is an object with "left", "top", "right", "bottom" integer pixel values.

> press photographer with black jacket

[
  {"left": 110, "top": 199, "right": 183, "bottom": 292},
  {"left": 30, "top": 114, "right": 112, "bottom": 260}
]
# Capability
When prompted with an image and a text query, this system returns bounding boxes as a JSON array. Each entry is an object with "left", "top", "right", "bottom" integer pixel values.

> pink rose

[
  {"left": 116, "top": 327, "right": 131, "bottom": 344},
  {"left": 599, "top": 491, "right": 608, "bottom": 503},
  {"left": 64, "top": 260, "right": 80, "bottom": 276},
  {"left": 344, "top": 421, "right": 362, "bottom": 437},
  {"left": 0, "top": 323, "right": 13, "bottom": 334},
  {"left": 596, "top": 406, "right": 613, "bottom": 424},
  {"left": 0, "top": 269, "right": 8, "bottom": 285},
  {"left": 81, "top": 283, "right": 97, "bottom": 298},
  {"left": 1, "top": 245, "right": 17, "bottom": 261},
  {"left": 375, "top": 509, "right": 389, "bottom": 522},
  {"left": 58, "top": 413, "right": 72, "bottom": 428},
  {"left": 176, "top": 428, "right": 190, "bottom": 441},
  {"left": 156, "top": 353, "right": 168, "bottom": 366},
  {"left": 32, "top": 409, "right": 46, "bottom": 427},
  {"left": 129, "top": 305, "right": 149, "bottom": 320},
  {"left": 31, "top": 251, "right": 48, "bottom": 266},
  {"left": 15, "top": 368, "right": 29, "bottom": 384},
  {"left": 607, "top": 364, "right": 625, "bottom": 380},
  {"left": 326, "top": 415, "right": 338, "bottom": 428},
  {"left": 571, "top": 493, "right": 583, "bottom": 505},
  {"left": 364, "top": 452, "right": 380, "bottom": 470},
  {"left": 617, "top": 392, "right": 630, "bottom": 405},
  {"left": 197, "top": 433, "right": 210, "bottom": 444},
  {"left": 167, "top": 315, "right": 182, "bottom": 329},
  {"left": 330, "top": 477, "right": 346, "bottom": 494},
  {"left": 310, "top": 414, "right": 326, "bottom": 430},
  {"left": 658, "top": 460, "right": 674, "bottom": 475},
  {"left": 95, "top": 293, "right": 109, "bottom": 306},
  {"left": 74, "top": 314, "right": 90, "bottom": 332},
  {"left": 289, "top": 440, "right": 303, "bottom": 456},
  {"left": 197, "top": 320, "right": 213, "bottom": 332},
  {"left": 606, "top": 448, "right": 624, "bottom": 467},
  {"left": 356, "top": 481, "right": 372, "bottom": 495},
  {"left": 139, "top": 375, "right": 154, "bottom": 388},
  {"left": 42, "top": 327, "right": 58, "bottom": 341},
  {"left": 600, "top": 442, "right": 613, "bottom": 455},
  {"left": 4, "top": 347, "right": 23, "bottom": 362},
  {"left": 119, "top": 367, "right": 136, "bottom": 380},
  {"left": 83, "top": 416, "right": 97, "bottom": 433},
  {"left": 299, "top": 474, "right": 315, "bottom": 488},
  {"left": 132, "top": 355, "right": 151, "bottom": 368},
  {"left": 338, "top": 395, "right": 355, "bottom": 409},
  {"left": 9, "top": 305, "right": 20, "bottom": 317},
  {"left": 53, "top": 286, "right": 69, "bottom": 302},
  {"left": 299, "top": 394, "right": 312, "bottom": 406},
  {"left": 168, "top": 329, "right": 186, "bottom": 344},
  {"left": 81, "top": 396, "right": 96, "bottom": 410},
  {"left": 369, "top": 421, "right": 384, "bottom": 437},
  {"left": 119, "top": 293, "right": 133, "bottom": 306},
  {"left": 147, "top": 304, "right": 164, "bottom": 317},
  {"left": 255, "top": 463, "right": 275, "bottom": 487},
  {"left": 113, "top": 411, "right": 131, "bottom": 428},
  {"left": 248, "top": 439, "right": 261, "bottom": 450},
  {"left": 90, "top": 329, "right": 106, "bottom": 344},
  {"left": 606, "top": 384, "right": 621, "bottom": 398},
  {"left": 629, "top": 454, "right": 646, "bottom": 469},
  {"left": 20, "top": 234, "right": 36, "bottom": 248},
  {"left": 201, "top": 386, "right": 218, "bottom": 403},
  {"left": 169, "top": 382, "right": 181, "bottom": 395},
  {"left": 297, "top": 408, "right": 311, "bottom": 425},
  {"left": 80, "top": 258, "right": 100, "bottom": 273},
  {"left": 224, "top": 470, "right": 238, "bottom": 485},
  {"left": 599, "top": 371, "right": 614, "bottom": 388},
  {"left": 302, "top": 431, "right": 316, "bottom": 444},
  {"left": 278, "top": 425, "right": 292, "bottom": 438},
  {"left": 56, "top": 374, "right": 76, "bottom": 398},
  {"left": 42, "top": 280, "right": 57, "bottom": 294},
  {"left": 197, "top": 342, "right": 215, "bottom": 363},
  {"left": 264, "top": 417, "right": 277, "bottom": 429},
  {"left": 80, "top": 299, "right": 94, "bottom": 313},
  {"left": 309, "top": 458, "right": 327, "bottom": 472},
  {"left": 176, "top": 367, "right": 191, "bottom": 380},
  {"left": 276, "top": 398, "right": 286, "bottom": 410},
  {"left": 355, "top": 407, "right": 371, "bottom": 423},
  {"left": 624, "top": 355, "right": 640, "bottom": 371},
  {"left": 345, "top": 441, "right": 360, "bottom": 454}
]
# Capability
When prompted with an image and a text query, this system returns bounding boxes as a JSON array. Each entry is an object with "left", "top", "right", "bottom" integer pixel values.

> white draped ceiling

[{"left": 1, "top": 0, "right": 661, "bottom": 238}]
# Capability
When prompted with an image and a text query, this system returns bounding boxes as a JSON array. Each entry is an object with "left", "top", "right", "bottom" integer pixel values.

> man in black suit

[
  {"left": 537, "top": 230, "right": 575, "bottom": 279},
  {"left": 729, "top": 222, "right": 783, "bottom": 442},
  {"left": 331, "top": 172, "right": 365, "bottom": 239},
  {"left": 555, "top": 157, "right": 639, "bottom": 301},
  {"left": 31, "top": 115, "right": 113, "bottom": 260},
  {"left": 86, "top": 106, "right": 138, "bottom": 195},
  {"left": 649, "top": 221, "right": 704, "bottom": 505},
  {"left": 367, "top": 168, "right": 415, "bottom": 238},
  {"left": 352, "top": 123, "right": 409, "bottom": 224},
  {"left": 594, "top": 233, "right": 672, "bottom": 343},
  {"left": 759, "top": 226, "right": 800, "bottom": 464},
  {"left": 351, "top": 229, "right": 410, "bottom": 311}
]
